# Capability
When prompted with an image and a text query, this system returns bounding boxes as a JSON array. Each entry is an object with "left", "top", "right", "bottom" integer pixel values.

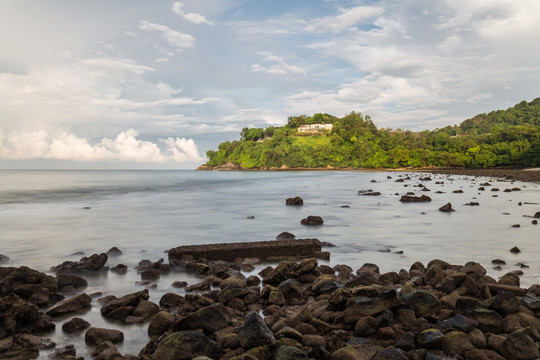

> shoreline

[{"left": 197, "top": 164, "right": 540, "bottom": 183}]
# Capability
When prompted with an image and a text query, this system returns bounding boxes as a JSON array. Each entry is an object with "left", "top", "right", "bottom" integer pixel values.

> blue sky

[{"left": 1, "top": 0, "right": 539, "bottom": 168}]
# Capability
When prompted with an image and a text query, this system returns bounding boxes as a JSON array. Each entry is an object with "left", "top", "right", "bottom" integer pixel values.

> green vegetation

[{"left": 205, "top": 98, "right": 540, "bottom": 169}]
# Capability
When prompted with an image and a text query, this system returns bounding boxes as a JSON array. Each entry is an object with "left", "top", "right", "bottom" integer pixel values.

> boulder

[
  {"left": 106, "top": 247, "right": 123, "bottom": 256},
  {"left": 62, "top": 317, "right": 90, "bottom": 333},
  {"left": 416, "top": 329, "right": 444, "bottom": 349},
  {"left": 439, "top": 203, "right": 455, "bottom": 212},
  {"left": 148, "top": 311, "right": 175, "bottom": 339},
  {"left": 286, "top": 197, "right": 304, "bottom": 206},
  {"left": 149, "top": 331, "right": 221, "bottom": 360},
  {"left": 53, "top": 253, "right": 109, "bottom": 273},
  {"left": 501, "top": 329, "right": 539, "bottom": 360},
  {"left": 276, "top": 232, "right": 296, "bottom": 240},
  {"left": 56, "top": 274, "right": 88, "bottom": 291},
  {"left": 85, "top": 327, "right": 124, "bottom": 346},
  {"left": 236, "top": 311, "right": 276, "bottom": 349},
  {"left": 263, "top": 261, "right": 297, "bottom": 285},
  {"left": 442, "top": 331, "right": 475, "bottom": 356},
  {"left": 100, "top": 289, "right": 149, "bottom": 319},
  {"left": 46, "top": 293, "right": 92, "bottom": 317},
  {"left": 132, "top": 300, "right": 160, "bottom": 319},
  {"left": 0, "top": 266, "right": 58, "bottom": 299},
  {"left": 400, "top": 290, "right": 441, "bottom": 317},
  {"left": 273, "top": 345, "right": 308, "bottom": 360},
  {"left": 173, "top": 303, "right": 232, "bottom": 333},
  {"left": 399, "top": 195, "right": 432, "bottom": 202},
  {"left": 301, "top": 216, "right": 323, "bottom": 226}
]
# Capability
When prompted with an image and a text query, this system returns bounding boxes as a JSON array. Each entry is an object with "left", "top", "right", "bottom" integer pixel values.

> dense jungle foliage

[{"left": 205, "top": 98, "right": 540, "bottom": 168}]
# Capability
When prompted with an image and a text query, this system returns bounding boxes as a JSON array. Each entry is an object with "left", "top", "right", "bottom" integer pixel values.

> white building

[{"left": 297, "top": 123, "right": 333, "bottom": 133}]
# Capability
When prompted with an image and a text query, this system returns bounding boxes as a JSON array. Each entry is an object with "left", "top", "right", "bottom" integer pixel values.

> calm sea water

[{"left": 0, "top": 169, "right": 539, "bottom": 358}]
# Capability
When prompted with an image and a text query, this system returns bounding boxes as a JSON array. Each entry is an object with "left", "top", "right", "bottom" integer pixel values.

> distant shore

[{"left": 197, "top": 164, "right": 540, "bottom": 183}]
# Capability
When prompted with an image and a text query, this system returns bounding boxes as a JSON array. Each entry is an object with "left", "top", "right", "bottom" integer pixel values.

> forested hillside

[{"left": 203, "top": 98, "right": 540, "bottom": 169}]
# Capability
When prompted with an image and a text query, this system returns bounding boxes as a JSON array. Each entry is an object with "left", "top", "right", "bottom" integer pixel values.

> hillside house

[{"left": 297, "top": 123, "right": 333, "bottom": 133}]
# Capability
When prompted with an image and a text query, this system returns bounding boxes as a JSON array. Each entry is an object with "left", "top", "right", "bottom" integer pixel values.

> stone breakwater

[{"left": 3, "top": 253, "right": 540, "bottom": 359}]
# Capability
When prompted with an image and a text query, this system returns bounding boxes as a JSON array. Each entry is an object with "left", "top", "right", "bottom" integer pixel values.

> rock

[
  {"left": 110, "top": 264, "right": 127, "bottom": 274},
  {"left": 395, "top": 332, "right": 416, "bottom": 351},
  {"left": 100, "top": 289, "right": 149, "bottom": 320},
  {"left": 442, "top": 331, "right": 475, "bottom": 356},
  {"left": 400, "top": 194, "right": 432, "bottom": 202},
  {"left": 286, "top": 197, "right": 303, "bottom": 206},
  {"left": 424, "top": 264, "right": 445, "bottom": 286},
  {"left": 236, "top": 311, "right": 276, "bottom": 349},
  {"left": 62, "top": 317, "right": 90, "bottom": 333},
  {"left": 439, "top": 203, "right": 455, "bottom": 212},
  {"left": 273, "top": 346, "right": 308, "bottom": 360},
  {"left": 159, "top": 293, "right": 184, "bottom": 308},
  {"left": 220, "top": 276, "right": 247, "bottom": 290},
  {"left": 354, "top": 316, "right": 380, "bottom": 336},
  {"left": 510, "top": 246, "right": 520, "bottom": 254},
  {"left": 373, "top": 348, "right": 408, "bottom": 360},
  {"left": 492, "top": 259, "right": 506, "bottom": 265},
  {"left": 132, "top": 300, "right": 159, "bottom": 319},
  {"left": 301, "top": 216, "right": 323, "bottom": 226},
  {"left": 263, "top": 261, "right": 296, "bottom": 285},
  {"left": 141, "top": 269, "right": 161, "bottom": 280},
  {"left": 436, "top": 314, "right": 478, "bottom": 333},
  {"left": 148, "top": 311, "right": 175, "bottom": 339},
  {"left": 85, "top": 327, "right": 124, "bottom": 346},
  {"left": 150, "top": 331, "right": 221, "bottom": 360},
  {"left": 53, "top": 253, "right": 109, "bottom": 273},
  {"left": 45, "top": 293, "right": 92, "bottom": 317},
  {"left": 173, "top": 303, "right": 232, "bottom": 333},
  {"left": 534, "top": 211, "right": 540, "bottom": 218},
  {"left": 400, "top": 290, "right": 441, "bottom": 317},
  {"left": 416, "top": 329, "right": 444, "bottom": 349},
  {"left": 0, "top": 254, "right": 9, "bottom": 264},
  {"left": 56, "top": 274, "right": 88, "bottom": 291},
  {"left": 0, "top": 266, "right": 58, "bottom": 299},
  {"left": 171, "top": 281, "right": 187, "bottom": 288},
  {"left": 501, "top": 329, "right": 539, "bottom": 360},
  {"left": 278, "top": 279, "right": 304, "bottom": 301},
  {"left": 490, "top": 291, "right": 519, "bottom": 315},
  {"left": 106, "top": 247, "right": 123, "bottom": 256},
  {"left": 276, "top": 231, "right": 296, "bottom": 240},
  {"left": 503, "top": 312, "right": 540, "bottom": 334}
]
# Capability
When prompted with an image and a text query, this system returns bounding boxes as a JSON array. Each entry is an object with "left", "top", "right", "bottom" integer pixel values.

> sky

[{"left": 1, "top": 0, "right": 539, "bottom": 169}]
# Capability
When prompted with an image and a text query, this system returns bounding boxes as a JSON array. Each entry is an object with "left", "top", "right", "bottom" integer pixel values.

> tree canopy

[{"left": 205, "top": 100, "right": 540, "bottom": 169}]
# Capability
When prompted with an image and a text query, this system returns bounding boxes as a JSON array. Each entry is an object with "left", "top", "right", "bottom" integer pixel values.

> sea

[{"left": 0, "top": 169, "right": 539, "bottom": 358}]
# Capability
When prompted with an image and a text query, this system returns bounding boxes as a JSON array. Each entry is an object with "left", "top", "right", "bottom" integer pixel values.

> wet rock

[
  {"left": 491, "top": 259, "right": 506, "bottom": 265},
  {"left": 301, "top": 216, "right": 323, "bottom": 226},
  {"left": 52, "top": 253, "right": 109, "bottom": 274},
  {"left": 148, "top": 311, "right": 175, "bottom": 339},
  {"left": 510, "top": 246, "right": 520, "bottom": 254},
  {"left": 436, "top": 314, "right": 478, "bottom": 333},
  {"left": 278, "top": 279, "right": 304, "bottom": 301},
  {"left": 400, "top": 290, "right": 441, "bottom": 317},
  {"left": 263, "top": 261, "right": 296, "bottom": 285},
  {"left": 132, "top": 300, "right": 159, "bottom": 319},
  {"left": 439, "top": 203, "right": 455, "bottom": 212},
  {"left": 465, "top": 202, "right": 480, "bottom": 206},
  {"left": 141, "top": 269, "right": 161, "bottom": 280},
  {"left": 150, "top": 331, "right": 221, "bottom": 360},
  {"left": 100, "top": 289, "right": 149, "bottom": 320},
  {"left": 490, "top": 291, "right": 519, "bottom": 315},
  {"left": 416, "top": 329, "right": 444, "bottom": 349},
  {"left": 56, "top": 274, "right": 88, "bottom": 291},
  {"left": 0, "top": 254, "right": 9, "bottom": 264},
  {"left": 237, "top": 311, "right": 276, "bottom": 349},
  {"left": 399, "top": 194, "right": 432, "bottom": 202},
  {"left": 354, "top": 316, "right": 380, "bottom": 336},
  {"left": 110, "top": 264, "right": 127, "bottom": 274},
  {"left": 273, "top": 346, "right": 308, "bottom": 360},
  {"left": 286, "top": 197, "right": 303, "bottom": 206},
  {"left": 373, "top": 348, "right": 408, "bottom": 360},
  {"left": 85, "top": 327, "right": 124, "bottom": 346},
  {"left": 276, "top": 232, "right": 296, "bottom": 240},
  {"left": 185, "top": 276, "right": 214, "bottom": 292},
  {"left": 106, "top": 247, "right": 123, "bottom": 256},
  {"left": 62, "top": 317, "right": 90, "bottom": 333},
  {"left": 173, "top": 303, "right": 232, "bottom": 333},
  {"left": 501, "top": 329, "right": 539, "bottom": 360},
  {"left": 424, "top": 264, "right": 444, "bottom": 287},
  {"left": 0, "top": 266, "right": 58, "bottom": 299},
  {"left": 442, "top": 331, "right": 474, "bottom": 356},
  {"left": 45, "top": 293, "right": 92, "bottom": 317}
]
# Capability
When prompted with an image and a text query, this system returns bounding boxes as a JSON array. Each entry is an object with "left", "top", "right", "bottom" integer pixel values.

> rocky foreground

[{"left": 3, "top": 251, "right": 540, "bottom": 360}]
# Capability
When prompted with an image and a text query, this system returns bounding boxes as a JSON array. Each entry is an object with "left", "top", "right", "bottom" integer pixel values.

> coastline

[{"left": 197, "top": 164, "right": 540, "bottom": 183}]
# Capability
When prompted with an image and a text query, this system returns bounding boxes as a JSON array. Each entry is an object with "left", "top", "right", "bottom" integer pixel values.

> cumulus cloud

[
  {"left": 172, "top": 2, "right": 213, "bottom": 25},
  {"left": 305, "top": 5, "right": 384, "bottom": 33},
  {"left": 139, "top": 20, "right": 194, "bottom": 51},
  {"left": 0, "top": 128, "right": 204, "bottom": 163},
  {"left": 250, "top": 52, "right": 306, "bottom": 75}
]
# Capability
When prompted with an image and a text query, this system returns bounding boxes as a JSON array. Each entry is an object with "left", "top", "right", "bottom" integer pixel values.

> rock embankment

[{"left": 4, "top": 255, "right": 540, "bottom": 359}]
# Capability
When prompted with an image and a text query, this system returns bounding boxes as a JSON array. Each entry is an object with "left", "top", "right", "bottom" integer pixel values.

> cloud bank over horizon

[{"left": 1, "top": 0, "right": 539, "bottom": 167}]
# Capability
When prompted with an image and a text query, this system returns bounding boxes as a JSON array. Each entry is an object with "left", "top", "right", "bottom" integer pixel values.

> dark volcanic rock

[
  {"left": 286, "top": 196, "right": 303, "bottom": 206},
  {"left": 439, "top": 203, "right": 455, "bottom": 212},
  {"left": 399, "top": 194, "right": 431, "bottom": 202},
  {"left": 85, "top": 327, "right": 124, "bottom": 346},
  {"left": 150, "top": 331, "right": 221, "bottom": 360},
  {"left": 236, "top": 311, "right": 276, "bottom": 349},
  {"left": 301, "top": 216, "right": 323, "bottom": 226},
  {"left": 62, "top": 317, "right": 90, "bottom": 333},
  {"left": 46, "top": 293, "right": 92, "bottom": 317},
  {"left": 276, "top": 231, "right": 296, "bottom": 240}
]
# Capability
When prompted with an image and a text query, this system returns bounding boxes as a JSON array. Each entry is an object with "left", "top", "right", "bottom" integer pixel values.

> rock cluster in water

[{"left": 4, "top": 253, "right": 540, "bottom": 359}]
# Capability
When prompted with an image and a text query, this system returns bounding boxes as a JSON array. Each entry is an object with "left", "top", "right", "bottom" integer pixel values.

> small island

[{"left": 200, "top": 98, "right": 540, "bottom": 171}]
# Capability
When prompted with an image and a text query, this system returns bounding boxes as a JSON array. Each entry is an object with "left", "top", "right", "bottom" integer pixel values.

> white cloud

[
  {"left": 306, "top": 5, "right": 384, "bottom": 33},
  {"left": 0, "top": 128, "right": 204, "bottom": 163},
  {"left": 172, "top": 2, "right": 213, "bottom": 25},
  {"left": 250, "top": 52, "right": 307, "bottom": 76},
  {"left": 139, "top": 20, "right": 195, "bottom": 51}
]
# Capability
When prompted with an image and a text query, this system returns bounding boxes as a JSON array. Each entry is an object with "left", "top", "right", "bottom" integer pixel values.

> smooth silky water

[{"left": 0, "top": 170, "right": 538, "bottom": 358}]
